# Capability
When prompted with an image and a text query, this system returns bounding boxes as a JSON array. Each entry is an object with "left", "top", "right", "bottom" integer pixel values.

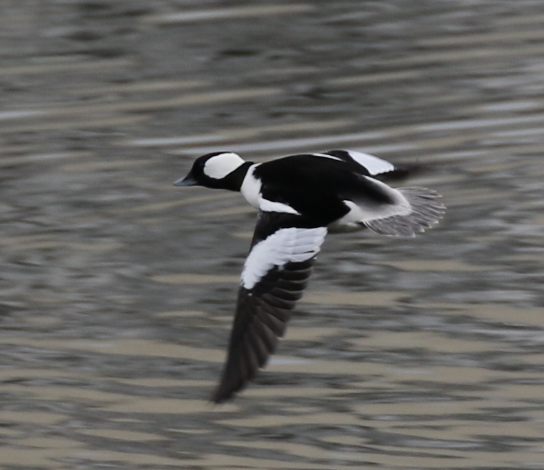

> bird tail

[{"left": 363, "top": 187, "right": 445, "bottom": 237}]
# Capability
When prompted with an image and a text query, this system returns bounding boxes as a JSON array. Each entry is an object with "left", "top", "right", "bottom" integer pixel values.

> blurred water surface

[{"left": 1, "top": 1, "right": 544, "bottom": 469}]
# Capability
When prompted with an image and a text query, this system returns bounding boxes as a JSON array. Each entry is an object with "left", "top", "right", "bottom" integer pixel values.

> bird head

[{"left": 174, "top": 152, "right": 247, "bottom": 189}]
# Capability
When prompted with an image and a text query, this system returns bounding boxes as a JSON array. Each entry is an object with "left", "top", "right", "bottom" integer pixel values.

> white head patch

[
  {"left": 203, "top": 152, "right": 245, "bottom": 179},
  {"left": 241, "top": 227, "right": 327, "bottom": 290}
]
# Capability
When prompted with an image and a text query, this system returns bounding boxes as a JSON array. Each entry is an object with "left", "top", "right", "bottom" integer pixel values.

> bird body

[{"left": 174, "top": 149, "right": 445, "bottom": 403}]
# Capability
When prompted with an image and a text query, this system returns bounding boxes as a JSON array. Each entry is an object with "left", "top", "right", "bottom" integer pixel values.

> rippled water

[{"left": 1, "top": 1, "right": 544, "bottom": 469}]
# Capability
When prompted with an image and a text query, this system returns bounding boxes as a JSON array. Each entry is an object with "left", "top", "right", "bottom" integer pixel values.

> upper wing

[
  {"left": 323, "top": 149, "right": 395, "bottom": 176},
  {"left": 361, "top": 186, "right": 445, "bottom": 236},
  {"left": 212, "top": 211, "right": 327, "bottom": 403},
  {"left": 337, "top": 175, "right": 445, "bottom": 237},
  {"left": 322, "top": 149, "right": 418, "bottom": 182}
]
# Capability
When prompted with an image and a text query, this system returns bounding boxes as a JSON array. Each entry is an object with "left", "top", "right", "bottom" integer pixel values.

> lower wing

[{"left": 213, "top": 211, "right": 327, "bottom": 403}]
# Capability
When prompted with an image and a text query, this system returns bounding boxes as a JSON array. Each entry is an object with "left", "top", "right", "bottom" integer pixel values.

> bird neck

[{"left": 221, "top": 161, "right": 254, "bottom": 192}]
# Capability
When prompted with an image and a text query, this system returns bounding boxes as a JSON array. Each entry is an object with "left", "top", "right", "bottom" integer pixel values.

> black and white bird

[{"left": 174, "top": 149, "right": 445, "bottom": 403}]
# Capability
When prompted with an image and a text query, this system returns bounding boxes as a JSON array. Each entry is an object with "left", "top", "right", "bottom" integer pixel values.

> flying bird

[{"left": 174, "top": 149, "right": 445, "bottom": 403}]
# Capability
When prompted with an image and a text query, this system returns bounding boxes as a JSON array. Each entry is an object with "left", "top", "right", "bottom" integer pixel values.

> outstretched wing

[
  {"left": 361, "top": 186, "right": 445, "bottom": 236},
  {"left": 323, "top": 149, "right": 395, "bottom": 176},
  {"left": 323, "top": 149, "right": 415, "bottom": 181},
  {"left": 333, "top": 173, "right": 445, "bottom": 237},
  {"left": 212, "top": 212, "right": 327, "bottom": 403}
]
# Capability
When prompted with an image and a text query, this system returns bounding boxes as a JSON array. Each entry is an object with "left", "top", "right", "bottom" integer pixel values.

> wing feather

[
  {"left": 323, "top": 149, "right": 394, "bottom": 176},
  {"left": 212, "top": 212, "right": 327, "bottom": 403},
  {"left": 362, "top": 187, "right": 445, "bottom": 236},
  {"left": 322, "top": 149, "right": 415, "bottom": 181}
]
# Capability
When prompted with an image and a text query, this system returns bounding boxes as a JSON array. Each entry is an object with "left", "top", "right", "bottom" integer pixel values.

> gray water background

[{"left": 1, "top": 1, "right": 544, "bottom": 468}]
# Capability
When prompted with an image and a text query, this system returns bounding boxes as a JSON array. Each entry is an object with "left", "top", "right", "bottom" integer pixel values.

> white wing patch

[
  {"left": 346, "top": 150, "right": 395, "bottom": 175},
  {"left": 241, "top": 227, "right": 327, "bottom": 290}
]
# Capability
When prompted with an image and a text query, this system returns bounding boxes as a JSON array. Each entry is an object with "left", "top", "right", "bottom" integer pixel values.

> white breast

[{"left": 240, "top": 165, "right": 262, "bottom": 209}]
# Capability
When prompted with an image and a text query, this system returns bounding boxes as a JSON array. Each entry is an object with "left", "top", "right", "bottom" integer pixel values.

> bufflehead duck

[{"left": 174, "top": 149, "right": 445, "bottom": 403}]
